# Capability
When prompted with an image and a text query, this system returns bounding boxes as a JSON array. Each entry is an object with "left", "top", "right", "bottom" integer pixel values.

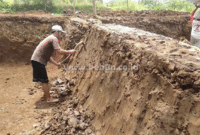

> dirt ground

[
  {"left": 0, "top": 10, "right": 200, "bottom": 135},
  {"left": 0, "top": 62, "right": 62, "bottom": 134}
]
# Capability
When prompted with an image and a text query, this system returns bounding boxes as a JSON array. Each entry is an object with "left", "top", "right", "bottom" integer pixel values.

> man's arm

[
  {"left": 191, "top": 7, "right": 198, "bottom": 23},
  {"left": 56, "top": 48, "right": 75, "bottom": 55},
  {"left": 50, "top": 57, "right": 59, "bottom": 66}
]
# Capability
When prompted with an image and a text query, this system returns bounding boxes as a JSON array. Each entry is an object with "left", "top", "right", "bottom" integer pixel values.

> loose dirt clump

[{"left": 30, "top": 77, "right": 96, "bottom": 135}]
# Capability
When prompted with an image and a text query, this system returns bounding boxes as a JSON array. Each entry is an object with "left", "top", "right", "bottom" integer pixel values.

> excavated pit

[
  {"left": 1, "top": 11, "right": 200, "bottom": 135},
  {"left": 0, "top": 13, "right": 88, "bottom": 64}
]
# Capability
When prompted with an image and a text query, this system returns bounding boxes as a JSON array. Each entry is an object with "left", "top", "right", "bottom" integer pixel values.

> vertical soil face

[
  {"left": 0, "top": 14, "right": 68, "bottom": 63},
  {"left": 64, "top": 22, "right": 200, "bottom": 134}
]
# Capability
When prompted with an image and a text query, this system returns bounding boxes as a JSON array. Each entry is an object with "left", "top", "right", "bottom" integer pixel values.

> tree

[
  {"left": 127, "top": 0, "right": 129, "bottom": 11},
  {"left": 73, "top": 0, "right": 77, "bottom": 14},
  {"left": 93, "top": 0, "right": 96, "bottom": 17}
]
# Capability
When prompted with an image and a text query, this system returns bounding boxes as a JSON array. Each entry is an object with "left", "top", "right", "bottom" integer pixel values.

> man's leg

[{"left": 42, "top": 83, "right": 51, "bottom": 101}]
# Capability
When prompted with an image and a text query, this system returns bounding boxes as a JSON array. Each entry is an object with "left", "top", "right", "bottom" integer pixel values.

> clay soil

[{"left": 0, "top": 10, "right": 199, "bottom": 135}]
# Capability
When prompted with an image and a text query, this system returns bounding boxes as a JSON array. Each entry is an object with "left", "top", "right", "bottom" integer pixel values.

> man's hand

[
  {"left": 195, "top": 2, "right": 200, "bottom": 8},
  {"left": 57, "top": 63, "right": 62, "bottom": 69}
]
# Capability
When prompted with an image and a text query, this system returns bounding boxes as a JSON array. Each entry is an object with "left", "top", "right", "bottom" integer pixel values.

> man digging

[{"left": 31, "top": 25, "right": 75, "bottom": 103}]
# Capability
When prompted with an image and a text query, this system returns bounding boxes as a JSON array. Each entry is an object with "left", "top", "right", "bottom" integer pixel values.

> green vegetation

[
  {"left": 0, "top": 0, "right": 197, "bottom": 14},
  {"left": 109, "top": 0, "right": 195, "bottom": 12}
]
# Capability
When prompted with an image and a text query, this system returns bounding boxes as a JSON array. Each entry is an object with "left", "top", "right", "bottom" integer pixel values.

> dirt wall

[
  {"left": 63, "top": 21, "right": 200, "bottom": 135},
  {"left": 0, "top": 15, "right": 90, "bottom": 64},
  {"left": 0, "top": 14, "right": 72, "bottom": 63}
]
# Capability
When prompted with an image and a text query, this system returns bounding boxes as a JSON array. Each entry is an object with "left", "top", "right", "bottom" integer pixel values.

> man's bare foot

[
  {"left": 46, "top": 98, "right": 59, "bottom": 103},
  {"left": 41, "top": 96, "right": 46, "bottom": 101}
]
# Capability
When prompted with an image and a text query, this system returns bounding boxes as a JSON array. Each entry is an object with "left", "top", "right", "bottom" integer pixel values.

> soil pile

[
  {"left": 1, "top": 10, "right": 52, "bottom": 16},
  {"left": 97, "top": 10, "right": 191, "bottom": 42},
  {"left": 30, "top": 77, "right": 96, "bottom": 135}
]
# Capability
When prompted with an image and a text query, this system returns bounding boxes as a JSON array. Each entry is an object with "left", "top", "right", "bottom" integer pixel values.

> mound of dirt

[
  {"left": 29, "top": 77, "right": 96, "bottom": 135},
  {"left": 1, "top": 10, "right": 52, "bottom": 16},
  {"left": 97, "top": 10, "right": 191, "bottom": 41},
  {"left": 63, "top": 10, "right": 191, "bottom": 42},
  {"left": 98, "top": 10, "right": 189, "bottom": 17}
]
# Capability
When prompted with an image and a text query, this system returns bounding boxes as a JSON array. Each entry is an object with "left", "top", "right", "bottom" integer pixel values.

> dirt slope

[{"left": 61, "top": 21, "right": 200, "bottom": 135}]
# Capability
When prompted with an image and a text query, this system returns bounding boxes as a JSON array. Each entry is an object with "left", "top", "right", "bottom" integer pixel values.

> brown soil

[
  {"left": 64, "top": 22, "right": 200, "bottom": 135},
  {"left": 98, "top": 10, "right": 191, "bottom": 42},
  {"left": 0, "top": 62, "right": 62, "bottom": 135},
  {"left": 0, "top": 10, "right": 200, "bottom": 135},
  {"left": 1, "top": 10, "right": 52, "bottom": 16},
  {"left": 64, "top": 10, "right": 191, "bottom": 42}
]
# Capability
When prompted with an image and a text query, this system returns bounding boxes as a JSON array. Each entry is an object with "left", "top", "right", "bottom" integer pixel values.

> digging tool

[{"left": 60, "top": 40, "right": 85, "bottom": 65}]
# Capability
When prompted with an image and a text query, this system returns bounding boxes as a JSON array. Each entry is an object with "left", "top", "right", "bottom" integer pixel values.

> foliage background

[{"left": 0, "top": 0, "right": 197, "bottom": 14}]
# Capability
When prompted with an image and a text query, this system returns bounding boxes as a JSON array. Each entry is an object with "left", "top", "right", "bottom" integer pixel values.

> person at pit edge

[
  {"left": 31, "top": 25, "right": 75, "bottom": 103},
  {"left": 190, "top": 3, "right": 200, "bottom": 47}
]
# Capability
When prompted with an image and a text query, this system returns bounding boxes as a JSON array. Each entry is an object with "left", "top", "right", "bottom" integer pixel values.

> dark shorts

[{"left": 31, "top": 60, "right": 49, "bottom": 83}]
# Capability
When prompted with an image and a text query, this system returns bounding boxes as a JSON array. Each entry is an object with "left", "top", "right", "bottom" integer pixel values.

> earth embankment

[{"left": 62, "top": 20, "right": 200, "bottom": 135}]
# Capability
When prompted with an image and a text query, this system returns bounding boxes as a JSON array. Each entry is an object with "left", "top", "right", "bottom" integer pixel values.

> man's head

[{"left": 52, "top": 25, "right": 66, "bottom": 40}]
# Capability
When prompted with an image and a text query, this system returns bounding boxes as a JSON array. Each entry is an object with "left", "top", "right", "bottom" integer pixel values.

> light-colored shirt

[
  {"left": 31, "top": 34, "right": 61, "bottom": 66},
  {"left": 191, "top": 20, "right": 200, "bottom": 40}
]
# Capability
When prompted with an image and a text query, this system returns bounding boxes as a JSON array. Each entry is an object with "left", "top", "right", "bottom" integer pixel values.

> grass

[
  {"left": 109, "top": 0, "right": 195, "bottom": 12},
  {"left": 53, "top": 13, "right": 62, "bottom": 16}
]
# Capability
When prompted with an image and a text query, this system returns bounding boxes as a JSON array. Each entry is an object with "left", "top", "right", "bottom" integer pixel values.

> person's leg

[
  {"left": 42, "top": 83, "right": 58, "bottom": 102},
  {"left": 41, "top": 83, "right": 51, "bottom": 101},
  {"left": 31, "top": 61, "right": 58, "bottom": 102}
]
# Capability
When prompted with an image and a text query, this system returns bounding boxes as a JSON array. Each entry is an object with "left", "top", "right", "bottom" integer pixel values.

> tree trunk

[
  {"left": 127, "top": 0, "right": 129, "bottom": 11},
  {"left": 93, "top": 0, "right": 96, "bottom": 17},
  {"left": 73, "top": 0, "right": 76, "bottom": 15}
]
